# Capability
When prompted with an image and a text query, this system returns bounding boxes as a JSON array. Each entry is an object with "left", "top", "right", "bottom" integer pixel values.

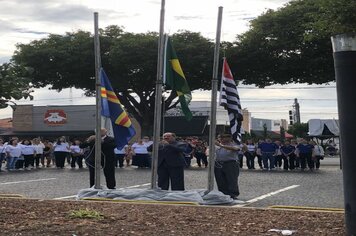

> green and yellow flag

[{"left": 163, "top": 36, "right": 192, "bottom": 120}]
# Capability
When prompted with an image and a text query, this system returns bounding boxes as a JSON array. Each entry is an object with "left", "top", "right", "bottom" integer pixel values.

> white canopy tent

[{"left": 308, "top": 119, "right": 340, "bottom": 136}]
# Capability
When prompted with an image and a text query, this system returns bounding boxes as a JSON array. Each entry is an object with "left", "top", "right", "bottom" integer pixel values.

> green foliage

[
  {"left": 228, "top": 0, "right": 356, "bottom": 87},
  {"left": 68, "top": 208, "right": 104, "bottom": 220},
  {"left": 13, "top": 26, "right": 214, "bottom": 134},
  {"left": 287, "top": 122, "right": 309, "bottom": 138},
  {"left": 242, "top": 132, "right": 256, "bottom": 143},
  {"left": 0, "top": 63, "right": 33, "bottom": 109}
]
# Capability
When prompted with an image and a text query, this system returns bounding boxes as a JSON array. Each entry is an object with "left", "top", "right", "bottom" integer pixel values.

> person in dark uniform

[
  {"left": 296, "top": 139, "right": 314, "bottom": 171},
  {"left": 149, "top": 132, "right": 186, "bottom": 190},
  {"left": 80, "top": 128, "right": 116, "bottom": 189},
  {"left": 214, "top": 134, "right": 241, "bottom": 199},
  {"left": 281, "top": 140, "right": 296, "bottom": 171}
]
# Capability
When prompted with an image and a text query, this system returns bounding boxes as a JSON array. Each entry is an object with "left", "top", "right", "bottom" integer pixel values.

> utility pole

[{"left": 294, "top": 98, "right": 301, "bottom": 124}]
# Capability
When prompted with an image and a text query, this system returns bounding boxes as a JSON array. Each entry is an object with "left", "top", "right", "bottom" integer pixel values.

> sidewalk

[{"left": 322, "top": 156, "right": 341, "bottom": 166}]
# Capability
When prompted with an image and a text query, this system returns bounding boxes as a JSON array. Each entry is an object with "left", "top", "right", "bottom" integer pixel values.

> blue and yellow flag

[{"left": 100, "top": 68, "right": 136, "bottom": 149}]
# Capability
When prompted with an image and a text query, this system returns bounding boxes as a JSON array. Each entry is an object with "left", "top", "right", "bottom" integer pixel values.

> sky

[{"left": 0, "top": 0, "right": 338, "bottom": 122}]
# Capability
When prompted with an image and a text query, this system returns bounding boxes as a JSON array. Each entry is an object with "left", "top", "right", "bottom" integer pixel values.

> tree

[
  {"left": 13, "top": 27, "right": 214, "bottom": 135},
  {"left": 227, "top": 0, "right": 356, "bottom": 87},
  {"left": 0, "top": 63, "right": 33, "bottom": 109},
  {"left": 287, "top": 123, "right": 309, "bottom": 138}
]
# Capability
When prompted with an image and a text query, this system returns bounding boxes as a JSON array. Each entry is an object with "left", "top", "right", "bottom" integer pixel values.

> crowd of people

[
  {"left": 241, "top": 138, "right": 326, "bottom": 172},
  {"left": 0, "top": 135, "right": 328, "bottom": 173},
  {"left": 0, "top": 132, "right": 332, "bottom": 200},
  {"left": 0, "top": 135, "right": 154, "bottom": 172}
]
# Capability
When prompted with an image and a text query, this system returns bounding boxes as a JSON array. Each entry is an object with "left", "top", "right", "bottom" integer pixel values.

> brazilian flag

[{"left": 163, "top": 36, "right": 192, "bottom": 121}]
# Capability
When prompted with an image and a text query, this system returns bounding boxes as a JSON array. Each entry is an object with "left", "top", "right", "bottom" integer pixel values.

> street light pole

[{"left": 331, "top": 33, "right": 356, "bottom": 236}]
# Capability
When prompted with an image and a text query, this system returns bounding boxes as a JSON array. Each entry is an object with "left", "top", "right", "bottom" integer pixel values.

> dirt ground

[{"left": 0, "top": 198, "right": 344, "bottom": 235}]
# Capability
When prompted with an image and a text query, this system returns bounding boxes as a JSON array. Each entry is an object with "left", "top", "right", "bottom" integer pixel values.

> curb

[
  {"left": 269, "top": 205, "right": 344, "bottom": 213},
  {"left": 81, "top": 197, "right": 200, "bottom": 206},
  {"left": 0, "top": 193, "right": 25, "bottom": 199}
]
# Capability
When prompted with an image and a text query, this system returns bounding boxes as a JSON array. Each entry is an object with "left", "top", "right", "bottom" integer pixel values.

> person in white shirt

[
  {"left": 70, "top": 139, "right": 84, "bottom": 169},
  {"left": 131, "top": 139, "right": 150, "bottom": 168},
  {"left": 312, "top": 140, "right": 325, "bottom": 170},
  {"left": 33, "top": 138, "right": 45, "bottom": 168},
  {"left": 53, "top": 136, "right": 70, "bottom": 169},
  {"left": 5, "top": 138, "right": 22, "bottom": 171},
  {"left": 114, "top": 145, "right": 127, "bottom": 168},
  {"left": 245, "top": 139, "right": 257, "bottom": 170},
  {"left": 0, "top": 138, "right": 7, "bottom": 171},
  {"left": 21, "top": 139, "right": 37, "bottom": 170}
]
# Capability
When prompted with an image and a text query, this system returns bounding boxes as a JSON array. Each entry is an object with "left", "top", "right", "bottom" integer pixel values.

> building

[
  {"left": 242, "top": 109, "right": 251, "bottom": 133},
  {"left": 251, "top": 118, "right": 288, "bottom": 132},
  {"left": 1, "top": 105, "right": 141, "bottom": 141},
  {"left": 0, "top": 118, "right": 12, "bottom": 134}
]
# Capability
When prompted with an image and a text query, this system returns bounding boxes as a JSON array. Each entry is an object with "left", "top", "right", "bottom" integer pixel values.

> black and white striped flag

[{"left": 219, "top": 58, "right": 243, "bottom": 144}]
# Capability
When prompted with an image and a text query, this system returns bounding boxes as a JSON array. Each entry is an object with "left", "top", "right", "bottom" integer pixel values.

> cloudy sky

[{"left": 0, "top": 0, "right": 338, "bottom": 122}]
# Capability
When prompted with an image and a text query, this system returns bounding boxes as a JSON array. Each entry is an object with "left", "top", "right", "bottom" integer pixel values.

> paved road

[{"left": 0, "top": 157, "right": 343, "bottom": 208}]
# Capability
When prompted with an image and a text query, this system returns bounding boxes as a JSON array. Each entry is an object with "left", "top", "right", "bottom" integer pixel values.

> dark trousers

[
  {"left": 275, "top": 155, "right": 283, "bottom": 167},
  {"left": 24, "top": 155, "right": 35, "bottom": 168},
  {"left": 0, "top": 153, "right": 4, "bottom": 170},
  {"left": 256, "top": 155, "right": 263, "bottom": 168},
  {"left": 262, "top": 152, "right": 275, "bottom": 169},
  {"left": 35, "top": 154, "right": 43, "bottom": 167},
  {"left": 88, "top": 158, "right": 116, "bottom": 189},
  {"left": 245, "top": 151, "right": 255, "bottom": 169},
  {"left": 299, "top": 152, "right": 313, "bottom": 170},
  {"left": 115, "top": 154, "right": 125, "bottom": 168},
  {"left": 71, "top": 154, "right": 83, "bottom": 168},
  {"left": 295, "top": 156, "right": 300, "bottom": 168},
  {"left": 157, "top": 162, "right": 184, "bottom": 191},
  {"left": 15, "top": 159, "right": 24, "bottom": 169},
  {"left": 214, "top": 160, "right": 240, "bottom": 198},
  {"left": 184, "top": 156, "right": 192, "bottom": 168},
  {"left": 314, "top": 156, "right": 323, "bottom": 169},
  {"left": 238, "top": 154, "right": 244, "bottom": 168},
  {"left": 132, "top": 154, "right": 150, "bottom": 168},
  {"left": 195, "top": 152, "right": 208, "bottom": 167},
  {"left": 283, "top": 153, "right": 296, "bottom": 170},
  {"left": 55, "top": 152, "right": 67, "bottom": 168}
]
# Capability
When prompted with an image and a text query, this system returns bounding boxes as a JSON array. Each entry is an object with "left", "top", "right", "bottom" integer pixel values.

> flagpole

[
  {"left": 151, "top": 0, "right": 165, "bottom": 189},
  {"left": 207, "top": 6, "right": 223, "bottom": 192},
  {"left": 94, "top": 12, "right": 102, "bottom": 189}
]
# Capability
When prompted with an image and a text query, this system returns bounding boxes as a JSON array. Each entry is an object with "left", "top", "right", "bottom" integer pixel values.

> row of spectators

[
  {"left": 0, "top": 135, "right": 329, "bottom": 173},
  {"left": 241, "top": 138, "right": 326, "bottom": 171},
  {"left": 0, "top": 136, "right": 157, "bottom": 172}
]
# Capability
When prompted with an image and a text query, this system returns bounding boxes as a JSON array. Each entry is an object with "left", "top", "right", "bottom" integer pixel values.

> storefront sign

[{"left": 44, "top": 109, "right": 67, "bottom": 125}]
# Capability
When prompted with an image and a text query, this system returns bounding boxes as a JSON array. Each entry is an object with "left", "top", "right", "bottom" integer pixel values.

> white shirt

[
  {"left": 0, "top": 143, "right": 7, "bottom": 153},
  {"left": 247, "top": 144, "right": 256, "bottom": 152},
  {"left": 114, "top": 146, "right": 127, "bottom": 154},
  {"left": 34, "top": 143, "right": 45, "bottom": 154},
  {"left": 132, "top": 143, "right": 148, "bottom": 154},
  {"left": 21, "top": 144, "right": 36, "bottom": 155},
  {"left": 314, "top": 145, "right": 325, "bottom": 156},
  {"left": 53, "top": 142, "right": 69, "bottom": 152},
  {"left": 70, "top": 145, "right": 82, "bottom": 154},
  {"left": 143, "top": 141, "right": 153, "bottom": 147},
  {"left": 5, "top": 144, "right": 22, "bottom": 157}
]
